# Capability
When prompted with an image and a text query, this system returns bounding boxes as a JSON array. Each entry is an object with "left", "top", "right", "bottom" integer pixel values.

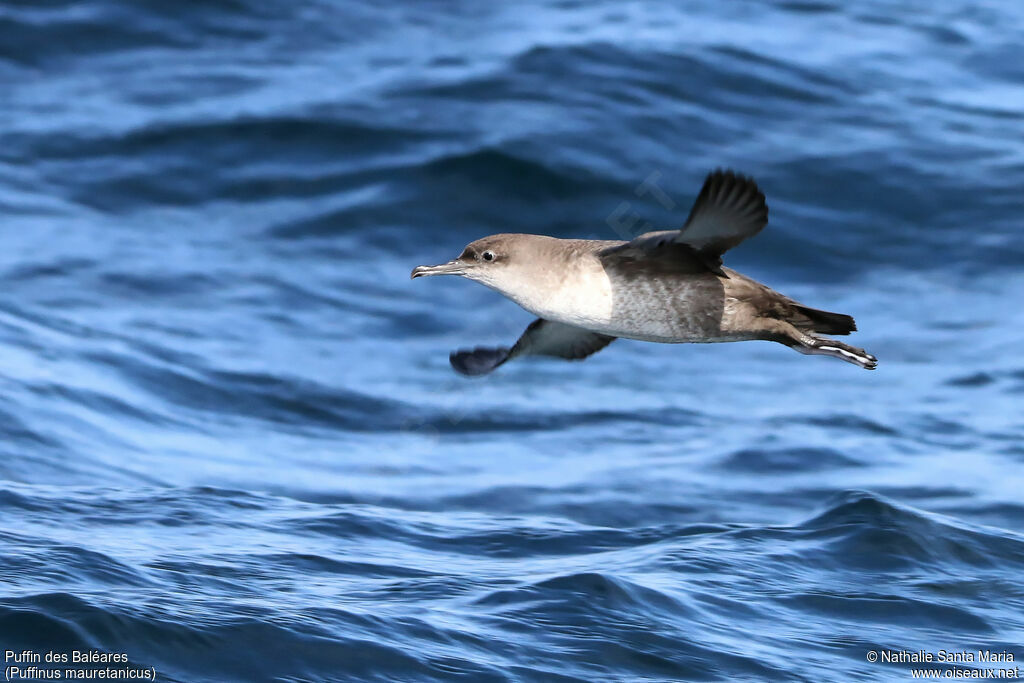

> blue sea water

[{"left": 2, "top": 0, "right": 1024, "bottom": 680}]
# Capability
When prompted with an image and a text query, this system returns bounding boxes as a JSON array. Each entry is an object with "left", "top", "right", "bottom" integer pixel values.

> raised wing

[
  {"left": 677, "top": 169, "right": 767, "bottom": 257},
  {"left": 450, "top": 319, "right": 616, "bottom": 376},
  {"left": 601, "top": 170, "right": 768, "bottom": 274}
]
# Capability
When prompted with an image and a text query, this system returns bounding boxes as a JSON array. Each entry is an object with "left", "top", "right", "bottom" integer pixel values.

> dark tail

[{"left": 792, "top": 305, "right": 857, "bottom": 336}]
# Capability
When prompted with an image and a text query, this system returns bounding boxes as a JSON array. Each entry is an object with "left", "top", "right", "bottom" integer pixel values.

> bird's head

[{"left": 411, "top": 234, "right": 537, "bottom": 292}]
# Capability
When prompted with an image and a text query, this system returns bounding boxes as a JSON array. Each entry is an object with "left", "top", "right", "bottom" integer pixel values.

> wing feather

[
  {"left": 677, "top": 169, "right": 768, "bottom": 256},
  {"left": 450, "top": 319, "right": 615, "bottom": 376},
  {"left": 602, "top": 169, "right": 768, "bottom": 274}
]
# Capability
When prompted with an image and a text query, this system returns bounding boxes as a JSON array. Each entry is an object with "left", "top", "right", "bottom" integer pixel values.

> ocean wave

[{"left": 3, "top": 486, "right": 1024, "bottom": 680}]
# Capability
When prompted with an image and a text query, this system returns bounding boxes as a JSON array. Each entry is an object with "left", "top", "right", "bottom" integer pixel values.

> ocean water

[{"left": 2, "top": 1, "right": 1024, "bottom": 681}]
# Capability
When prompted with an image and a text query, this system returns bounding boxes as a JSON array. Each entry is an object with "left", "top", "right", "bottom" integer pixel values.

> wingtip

[
  {"left": 449, "top": 346, "right": 511, "bottom": 376},
  {"left": 680, "top": 168, "right": 768, "bottom": 254}
]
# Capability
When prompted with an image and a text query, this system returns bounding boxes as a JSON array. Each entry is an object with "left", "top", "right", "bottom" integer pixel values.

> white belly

[
  {"left": 525, "top": 271, "right": 729, "bottom": 342},
  {"left": 492, "top": 255, "right": 734, "bottom": 343},
  {"left": 510, "top": 267, "right": 615, "bottom": 329}
]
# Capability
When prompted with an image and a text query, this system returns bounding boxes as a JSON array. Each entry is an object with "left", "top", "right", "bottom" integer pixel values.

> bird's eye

[{"left": 482, "top": 251, "right": 495, "bottom": 262}]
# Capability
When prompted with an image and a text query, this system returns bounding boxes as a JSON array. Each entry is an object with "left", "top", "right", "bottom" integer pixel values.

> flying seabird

[{"left": 411, "top": 169, "right": 877, "bottom": 375}]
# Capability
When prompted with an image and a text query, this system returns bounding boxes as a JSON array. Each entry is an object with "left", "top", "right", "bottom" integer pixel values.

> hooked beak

[{"left": 410, "top": 260, "right": 466, "bottom": 279}]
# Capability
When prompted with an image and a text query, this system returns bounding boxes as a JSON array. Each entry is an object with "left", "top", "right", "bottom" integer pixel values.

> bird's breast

[
  {"left": 503, "top": 259, "right": 730, "bottom": 342},
  {"left": 601, "top": 274, "right": 727, "bottom": 341},
  {"left": 566, "top": 269, "right": 728, "bottom": 341},
  {"left": 510, "top": 265, "right": 616, "bottom": 329}
]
